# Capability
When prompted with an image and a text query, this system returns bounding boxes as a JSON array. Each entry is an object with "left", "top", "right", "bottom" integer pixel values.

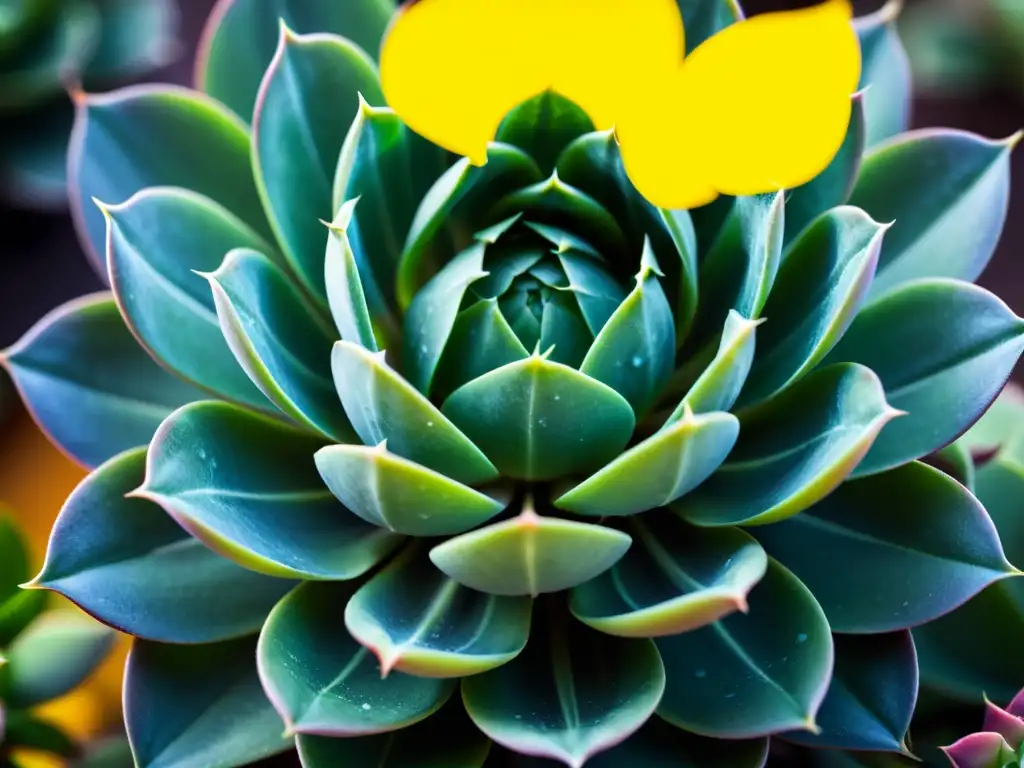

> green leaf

[
  {"left": 429, "top": 505, "right": 632, "bottom": 596},
  {"left": 955, "top": 383, "right": 1024, "bottom": 459},
  {"left": 252, "top": 28, "right": 383, "bottom": 301},
  {"left": 782, "top": 632, "right": 917, "bottom": 753},
  {"left": 1, "top": 710, "right": 77, "bottom": 757},
  {"left": 1, "top": 293, "right": 203, "bottom": 469},
  {"left": 854, "top": 1, "right": 912, "bottom": 147},
  {"left": 496, "top": 92, "right": 595, "bottom": 175},
  {"left": 442, "top": 353, "right": 635, "bottom": 481},
  {"left": 345, "top": 545, "right": 532, "bottom": 677},
  {"left": 258, "top": 581, "right": 455, "bottom": 736},
  {"left": 657, "top": 558, "right": 832, "bottom": 738},
  {"left": 70, "top": 85, "right": 273, "bottom": 275},
  {"left": 928, "top": 441, "right": 976, "bottom": 492},
  {"left": 137, "top": 400, "right": 401, "bottom": 580},
  {"left": 571, "top": 514, "right": 767, "bottom": 638},
  {"left": 738, "top": 207, "right": 886, "bottom": 406},
  {"left": 31, "top": 447, "right": 295, "bottom": 643},
  {"left": 396, "top": 144, "right": 542, "bottom": 310},
  {"left": 314, "top": 443, "right": 506, "bottom": 536},
  {"left": 298, "top": 697, "right": 490, "bottom": 767},
  {"left": 103, "top": 186, "right": 277, "bottom": 412},
  {"left": 84, "top": 0, "right": 178, "bottom": 82},
  {"left": 675, "top": 364, "right": 897, "bottom": 527},
  {"left": 205, "top": 247, "right": 352, "bottom": 442},
  {"left": 4, "top": 611, "right": 114, "bottom": 708},
  {"left": 850, "top": 130, "right": 1015, "bottom": 300},
  {"left": 324, "top": 200, "right": 380, "bottom": 351},
  {"left": 588, "top": 716, "right": 769, "bottom": 767},
  {"left": 823, "top": 280, "right": 1024, "bottom": 477},
  {"left": 197, "top": 0, "right": 394, "bottom": 121},
  {"left": 125, "top": 637, "right": 292, "bottom": 768},
  {"left": 783, "top": 93, "right": 867, "bottom": 247},
  {"left": 462, "top": 604, "right": 665, "bottom": 767},
  {"left": 332, "top": 340, "right": 498, "bottom": 486},
  {"left": 754, "top": 461, "right": 1016, "bottom": 633},
  {"left": 0, "top": 512, "right": 44, "bottom": 645},
  {"left": 676, "top": 0, "right": 743, "bottom": 52},
  {"left": 554, "top": 409, "right": 738, "bottom": 518},
  {"left": 973, "top": 449, "right": 1024, "bottom": 568}
]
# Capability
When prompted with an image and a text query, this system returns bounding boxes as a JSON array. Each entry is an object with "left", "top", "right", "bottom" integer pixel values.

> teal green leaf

[
  {"left": 70, "top": 85, "right": 273, "bottom": 275},
  {"left": 314, "top": 443, "right": 506, "bottom": 536},
  {"left": 84, "top": 0, "right": 178, "bottom": 82},
  {"left": 955, "top": 383, "right": 1024, "bottom": 459},
  {"left": 929, "top": 441, "right": 976, "bottom": 491},
  {"left": 588, "top": 716, "right": 768, "bottom": 767},
  {"left": 782, "top": 632, "right": 917, "bottom": 753},
  {"left": 784, "top": 93, "right": 867, "bottom": 246},
  {"left": 571, "top": 514, "right": 767, "bottom": 638},
  {"left": 550, "top": 249, "right": 628, "bottom": 338},
  {"left": 30, "top": 447, "right": 295, "bottom": 643},
  {"left": 854, "top": 1, "right": 912, "bottom": 147},
  {"left": 675, "top": 364, "right": 897, "bottom": 527},
  {"left": 103, "top": 186, "right": 276, "bottom": 412},
  {"left": 1, "top": 294, "right": 204, "bottom": 469},
  {"left": 204, "top": 248, "right": 352, "bottom": 441},
  {"left": 196, "top": 0, "right": 394, "bottom": 121},
  {"left": 579, "top": 242, "right": 675, "bottom": 415},
  {"left": 429, "top": 505, "right": 632, "bottom": 596},
  {"left": 397, "top": 144, "right": 541, "bottom": 310},
  {"left": 125, "top": 637, "right": 292, "bottom": 768},
  {"left": 462, "top": 606, "right": 665, "bottom": 767},
  {"left": 739, "top": 207, "right": 886, "bottom": 406},
  {"left": 850, "top": 130, "right": 1014, "bottom": 300},
  {"left": 538, "top": 292, "right": 593, "bottom": 369},
  {"left": 677, "top": 0, "right": 742, "bottom": 52},
  {"left": 0, "top": 512, "right": 44, "bottom": 645},
  {"left": 753, "top": 462, "right": 1017, "bottom": 633},
  {"left": 258, "top": 581, "right": 455, "bottom": 735},
  {"left": 324, "top": 200, "right": 380, "bottom": 351},
  {"left": 555, "top": 408, "right": 738, "bottom": 517},
  {"left": 345, "top": 545, "right": 531, "bottom": 677},
  {"left": 332, "top": 340, "right": 498, "bottom": 485},
  {"left": 297, "top": 697, "right": 491, "bottom": 768},
  {"left": 137, "top": 401, "right": 401, "bottom": 580},
  {"left": 497, "top": 92, "right": 595, "bottom": 175},
  {"left": 973, "top": 446, "right": 1024, "bottom": 568},
  {"left": 442, "top": 353, "right": 635, "bottom": 481},
  {"left": 1, "top": 711, "right": 77, "bottom": 757},
  {"left": 4, "top": 611, "right": 114, "bottom": 708},
  {"left": 657, "top": 558, "right": 832, "bottom": 738},
  {"left": 824, "top": 279, "right": 1024, "bottom": 477},
  {"left": 252, "top": 27, "right": 383, "bottom": 302}
]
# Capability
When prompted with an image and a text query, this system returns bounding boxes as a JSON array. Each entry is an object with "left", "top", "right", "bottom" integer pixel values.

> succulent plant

[
  {"left": 0, "top": 0, "right": 178, "bottom": 209},
  {"left": 0, "top": 512, "right": 115, "bottom": 766},
  {"left": 942, "top": 688, "right": 1024, "bottom": 768},
  {"left": 1, "top": 0, "right": 1023, "bottom": 766}
]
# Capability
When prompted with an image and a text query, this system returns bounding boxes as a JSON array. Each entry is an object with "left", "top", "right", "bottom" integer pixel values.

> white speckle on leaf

[{"left": 361, "top": 703, "right": 372, "bottom": 711}]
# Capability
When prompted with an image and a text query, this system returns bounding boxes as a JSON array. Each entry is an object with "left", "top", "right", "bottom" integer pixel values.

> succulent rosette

[
  {"left": 1, "top": 1, "right": 1022, "bottom": 766},
  {"left": 943, "top": 688, "right": 1024, "bottom": 768}
]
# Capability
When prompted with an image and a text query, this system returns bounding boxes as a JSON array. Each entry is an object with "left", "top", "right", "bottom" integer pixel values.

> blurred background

[{"left": 0, "top": 0, "right": 1020, "bottom": 753}]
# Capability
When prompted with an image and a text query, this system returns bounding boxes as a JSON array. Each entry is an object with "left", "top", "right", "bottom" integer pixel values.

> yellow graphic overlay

[{"left": 381, "top": 0, "right": 861, "bottom": 209}]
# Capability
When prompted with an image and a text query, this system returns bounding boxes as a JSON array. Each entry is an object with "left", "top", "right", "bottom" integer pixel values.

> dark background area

[{"left": 1, "top": 0, "right": 1021, "bottom": 357}]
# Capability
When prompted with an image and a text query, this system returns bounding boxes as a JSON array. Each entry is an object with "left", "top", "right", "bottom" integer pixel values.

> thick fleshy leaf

[
  {"left": 854, "top": 2, "right": 912, "bottom": 147},
  {"left": 496, "top": 92, "right": 595, "bottom": 174},
  {"left": 586, "top": 717, "right": 769, "bottom": 767},
  {"left": 332, "top": 340, "right": 498, "bottom": 485},
  {"left": 324, "top": 201, "right": 380, "bottom": 351},
  {"left": 196, "top": 0, "right": 394, "bottom": 120},
  {"left": 1, "top": 293, "right": 203, "bottom": 469},
  {"left": 985, "top": 697, "right": 1024, "bottom": 741},
  {"left": 70, "top": 85, "right": 273, "bottom": 275},
  {"left": 0, "top": 512, "right": 44, "bottom": 645},
  {"left": 739, "top": 207, "right": 885, "bottom": 406},
  {"left": 442, "top": 354, "right": 635, "bottom": 481},
  {"left": 125, "top": 637, "right": 292, "bottom": 768},
  {"left": 137, "top": 401, "right": 401, "bottom": 580},
  {"left": 345, "top": 545, "right": 531, "bottom": 677},
  {"left": 571, "top": 514, "right": 767, "bottom": 638},
  {"left": 657, "top": 558, "right": 833, "bottom": 738},
  {"left": 83, "top": 0, "right": 179, "bottom": 81},
  {"left": 315, "top": 443, "right": 506, "bottom": 536},
  {"left": 297, "top": 697, "right": 491, "bottom": 768},
  {"left": 252, "top": 28, "right": 384, "bottom": 300},
  {"left": 30, "top": 447, "right": 295, "bottom": 643},
  {"left": 943, "top": 733, "right": 1017, "bottom": 768},
  {"left": 756, "top": 461, "right": 1016, "bottom": 633},
  {"left": 555, "top": 408, "right": 738, "bottom": 518},
  {"left": 850, "top": 130, "right": 1015, "bottom": 300},
  {"left": 429, "top": 507, "right": 632, "bottom": 597},
  {"left": 675, "top": 364, "right": 897, "bottom": 527},
  {"left": 462, "top": 607, "right": 665, "bottom": 768},
  {"left": 956, "top": 383, "right": 1024, "bottom": 458},
  {"left": 677, "top": 0, "right": 743, "bottom": 52},
  {"left": 783, "top": 632, "right": 918, "bottom": 753},
  {"left": 929, "top": 441, "right": 976, "bottom": 491},
  {"left": 824, "top": 280, "right": 1024, "bottom": 476},
  {"left": 258, "top": 581, "right": 455, "bottom": 736},
  {"left": 205, "top": 248, "right": 351, "bottom": 441},
  {"left": 973, "top": 450, "right": 1024, "bottom": 569},
  {"left": 103, "top": 186, "right": 276, "bottom": 412},
  {"left": 3, "top": 610, "right": 113, "bottom": 708}
]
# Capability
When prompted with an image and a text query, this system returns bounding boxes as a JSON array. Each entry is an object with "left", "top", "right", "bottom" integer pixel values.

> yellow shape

[{"left": 380, "top": 0, "right": 861, "bottom": 210}]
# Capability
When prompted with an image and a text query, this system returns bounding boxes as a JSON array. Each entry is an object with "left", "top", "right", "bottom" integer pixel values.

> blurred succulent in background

[
  {"left": 1, "top": 0, "right": 1022, "bottom": 766},
  {"left": 0, "top": 512, "right": 116, "bottom": 767},
  {"left": 0, "top": 0, "right": 178, "bottom": 209},
  {"left": 942, "top": 688, "right": 1024, "bottom": 768}
]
